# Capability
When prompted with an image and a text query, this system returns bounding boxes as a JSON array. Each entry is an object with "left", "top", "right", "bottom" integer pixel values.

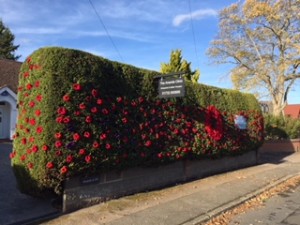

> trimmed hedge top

[{"left": 12, "top": 47, "right": 263, "bottom": 196}]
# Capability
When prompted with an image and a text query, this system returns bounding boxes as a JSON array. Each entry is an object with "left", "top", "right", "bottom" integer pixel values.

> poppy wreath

[{"left": 205, "top": 105, "right": 224, "bottom": 141}]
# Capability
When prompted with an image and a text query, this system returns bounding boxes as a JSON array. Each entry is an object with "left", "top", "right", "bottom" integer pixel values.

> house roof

[
  {"left": 0, "top": 59, "right": 22, "bottom": 93},
  {"left": 284, "top": 104, "right": 300, "bottom": 119}
]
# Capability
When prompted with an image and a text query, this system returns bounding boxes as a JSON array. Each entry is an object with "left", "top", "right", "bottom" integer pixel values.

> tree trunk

[{"left": 272, "top": 102, "right": 283, "bottom": 116}]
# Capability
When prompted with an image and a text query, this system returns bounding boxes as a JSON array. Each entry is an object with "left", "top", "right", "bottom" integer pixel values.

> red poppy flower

[
  {"left": 144, "top": 140, "right": 152, "bottom": 147},
  {"left": 73, "top": 83, "right": 82, "bottom": 91},
  {"left": 91, "top": 107, "right": 98, "bottom": 113},
  {"left": 102, "top": 108, "right": 109, "bottom": 115},
  {"left": 122, "top": 117, "right": 128, "bottom": 124},
  {"left": 36, "top": 95, "right": 43, "bottom": 102},
  {"left": 79, "top": 149, "right": 86, "bottom": 155},
  {"left": 56, "top": 116, "right": 64, "bottom": 123},
  {"left": 79, "top": 103, "right": 86, "bottom": 110},
  {"left": 29, "top": 137, "right": 35, "bottom": 143},
  {"left": 131, "top": 101, "right": 137, "bottom": 107},
  {"left": 29, "top": 64, "right": 34, "bottom": 70},
  {"left": 157, "top": 152, "right": 163, "bottom": 159},
  {"left": 57, "top": 107, "right": 68, "bottom": 115},
  {"left": 26, "top": 83, "right": 33, "bottom": 90},
  {"left": 73, "top": 133, "right": 81, "bottom": 142},
  {"left": 35, "top": 109, "right": 41, "bottom": 116},
  {"left": 46, "top": 162, "right": 54, "bottom": 169},
  {"left": 116, "top": 97, "right": 122, "bottom": 103},
  {"left": 32, "top": 145, "right": 38, "bottom": 153},
  {"left": 85, "top": 116, "right": 92, "bottom": 123},
  {"left": 32, "top": 65, "right": 41, "bottom": 70},
  {"left": 56, "top": 150, "right": 63, "bottom": 156},
  {"left": 84, "top": 131, "right": 91, "bottom": 138},
  {"left": 42, "top": 145, "right": 49, "bottom": 151},
  {"left": 36, "top": 126, "right": 43, "bottom": 134},
  {"left": 35, "top": 81, "right": 40, "bottom": 87},
  {"left": 97, "top": 99, "right": 103, "bottom": 105},
  {"left": 21, "top": 138, "right": 27, "bottom": 145},
  {"left": 93, "top": 141, "right": 100, "bottom": 148},
  {"left": 20, "top": 154, "right": 26, "bottom": 161},
  {"left": 74, "top": 111, "right": 81, "bottom": 116},
  {"left": 91, "top": 89, "right": 98, "bottom": 98},
  {"left": 26, "top": 57, "right": 32, "bottom": 63},
  {"left": 55, "top": 132, "right": 63, "bottom": 139},
  {"left": 85, "top": 155, "right": 92, "bottom": 163},
  {"left": 9, "top": 151, "right": 16, "bottom": 159},
  {"left": 23, "top": 72, "right": 30, "bottom": 78},
  {"left": 63, "top": 94, "right": 70, "bottom": 102},
  {"left": 28, "top": 163, "right": 34, "bottom": 169},
  {"left": 138, "top": 97, "right": 144, "bottom": 103},
  {"left": 173, "top": 129, "right": 179, "bottom": 135},
  {"left": 100, "top": 133, "right": 107, "bottom": 140},
  {"left": 105, "top": 143, "right": 112, "bottom": 150},
  {"left": 63, "top": 117, "right": 71, "bottom": 124},
  {"left": 55, "top": 141, "right": 63, "bottom": 148},
  {"left": 66, "top": 155, "right": 73, "bottom": 163},
  {"left": 60, "top": 166, "right": 68, "bottom": 174},
  {"left": 29, "top": 118, "right": 36, "bottom": 125},
  {"left": 29, "top": 101, "right": 35, "bottom": 108}
]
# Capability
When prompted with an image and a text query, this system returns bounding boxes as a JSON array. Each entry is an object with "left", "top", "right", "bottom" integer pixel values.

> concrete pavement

[
  {"left": 1, "top": 140, "right": 300, "bottom": 225},
  {"left": 42, "top": 152, "right": 300, "bottom": 225},
  {"left": 0, "top": 142, "right": 59, "bottom": 225}
]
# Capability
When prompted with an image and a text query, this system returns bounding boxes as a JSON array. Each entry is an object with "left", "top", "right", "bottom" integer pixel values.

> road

[{"left": 229, "top": 183, "right": 300, "bottom": 225}]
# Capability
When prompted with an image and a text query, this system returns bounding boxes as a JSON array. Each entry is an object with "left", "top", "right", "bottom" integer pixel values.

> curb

[
  {"left": 6, "top": 211, "right": 61, "bottom": 225},
  {"left": 181, "top": 173, "right": 300, "bottom": 225}
]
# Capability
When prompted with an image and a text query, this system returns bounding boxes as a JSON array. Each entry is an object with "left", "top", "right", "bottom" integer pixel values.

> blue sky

[{"left": 1, "top": 0, "right": 299, "bottom": 103}]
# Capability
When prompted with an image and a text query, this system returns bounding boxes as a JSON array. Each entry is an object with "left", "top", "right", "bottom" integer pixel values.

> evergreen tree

[
  {"left": 0, "top": 19, "right": 20, "bottom": 60},
  {"left": 160, "top": 49, "right": 200, "bottom": 83}
]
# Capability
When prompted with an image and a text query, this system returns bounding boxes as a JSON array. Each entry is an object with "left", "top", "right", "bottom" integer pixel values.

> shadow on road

[{"left": 258, "top": 151, "right": 295, "bottom": 165}]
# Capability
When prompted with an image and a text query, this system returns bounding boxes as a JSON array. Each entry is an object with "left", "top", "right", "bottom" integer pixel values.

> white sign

[{"left": 234, "top": 115, "right": 247, "bottom": 130}]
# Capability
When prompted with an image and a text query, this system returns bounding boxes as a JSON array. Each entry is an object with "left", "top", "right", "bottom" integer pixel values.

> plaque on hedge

[
  {"left": 234, "top": 115, "right": 247, "bottom": 130},
  {"left": 158, "top": 77, "right": 185, "bottom": 98}
]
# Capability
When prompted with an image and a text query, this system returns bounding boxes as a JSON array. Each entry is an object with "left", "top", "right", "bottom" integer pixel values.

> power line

[
  {"left": 188, "top": 0, "right": 200, "bottom": 71},
  {"left": 88, "top": 0, "right": 124, "bottom": 62}
]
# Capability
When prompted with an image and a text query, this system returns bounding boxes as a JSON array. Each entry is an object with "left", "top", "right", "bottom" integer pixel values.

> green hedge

[
  {"left": 12, "top": 47, "right": 264, "bottom": 197},
  {"left": 264, "top": 114, "right": 300, "bottom": 140}
]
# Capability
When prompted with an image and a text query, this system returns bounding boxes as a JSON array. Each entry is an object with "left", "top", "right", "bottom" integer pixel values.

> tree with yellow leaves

[{"left": 207, "top": 0, "right": 300, "bottom": 116}]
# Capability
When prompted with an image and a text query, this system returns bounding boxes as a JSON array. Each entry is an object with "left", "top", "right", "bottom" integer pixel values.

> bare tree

[{"left": 207, "top": 0, "right": 300, "bottom": 115}]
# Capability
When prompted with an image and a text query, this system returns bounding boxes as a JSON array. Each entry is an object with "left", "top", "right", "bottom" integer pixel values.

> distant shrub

[
  {"left": 12, "top": 47, "right": 264, "bottom": 197},
  {"left": 264, "top": 114, "right": 300, "bottom": 140}
]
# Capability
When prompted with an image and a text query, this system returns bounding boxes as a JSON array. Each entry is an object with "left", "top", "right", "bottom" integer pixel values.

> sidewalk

[
  {"left": 0, "top": 143, "right": 59, "bottom": 225},
  {"left": 41, "top": 152, "right": 300, "bottom": 225}
]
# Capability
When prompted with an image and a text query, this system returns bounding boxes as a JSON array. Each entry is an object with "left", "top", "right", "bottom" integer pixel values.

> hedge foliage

[
  {"left": 264, "top": 114, "right": 300, "bottom": 140},
  {"left": 12, "top": 47, "right": 264, "bottom": 197}
]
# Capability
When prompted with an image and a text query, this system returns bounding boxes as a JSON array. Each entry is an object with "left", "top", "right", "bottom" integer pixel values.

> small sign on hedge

[{"left": 159, "top": 77, "right": 185, "bottom": 98}]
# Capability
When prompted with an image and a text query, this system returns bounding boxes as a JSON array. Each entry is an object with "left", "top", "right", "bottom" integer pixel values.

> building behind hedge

[{"left": 0, "top": 59, "right": 21, "bottom": 140}]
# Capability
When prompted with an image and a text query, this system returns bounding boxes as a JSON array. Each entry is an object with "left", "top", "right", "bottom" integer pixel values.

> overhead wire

[
  {"left": 188, "top": 0, "right": 200, "bottom": 71},
  {"left": 88, "top": 0, "right": 124, "bottom": 62}
]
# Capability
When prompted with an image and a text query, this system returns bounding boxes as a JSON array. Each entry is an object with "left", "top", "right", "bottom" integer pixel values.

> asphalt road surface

[{"left": 229, "top": 184, "right": 300, "bottom": 225}]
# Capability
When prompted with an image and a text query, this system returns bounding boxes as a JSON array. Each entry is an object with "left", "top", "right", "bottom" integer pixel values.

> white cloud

[{"left": 173, "top": 9, "right": 218, "bottom": 27}]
